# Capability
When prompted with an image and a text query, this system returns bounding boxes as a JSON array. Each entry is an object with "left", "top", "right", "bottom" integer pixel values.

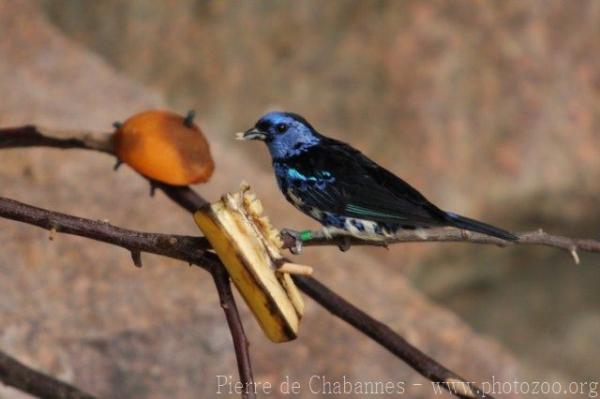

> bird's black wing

[{"left": 287, "top": 138, "right": 449, "bottom": 227}]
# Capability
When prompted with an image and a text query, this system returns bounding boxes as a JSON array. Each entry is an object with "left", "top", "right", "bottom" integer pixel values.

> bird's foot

[
  {"left": 280, "top": 228, "right": 310, "bottom": 255},
  {"left": 322, "top": 227, "right": 352, "bottom": 252}
]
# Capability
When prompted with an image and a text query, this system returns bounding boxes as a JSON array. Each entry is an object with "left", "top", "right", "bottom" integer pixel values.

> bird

[{"left": 238, "top": 111, "right": 517, "bottom": 247}]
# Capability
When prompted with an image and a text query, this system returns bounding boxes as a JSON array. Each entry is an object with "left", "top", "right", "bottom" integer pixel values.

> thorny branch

[
  {"left": 1, "top": 125, "right": 253, "bottom": 398},
  {"left": 0, "top": 194, "right": 488, "bottom": 399},
  {"left": 280, "top": 227, "right": 600, "bottom": 265},
  {"left": 2, "top": 125, "right": 600, "bottom": 398},
  {"left": 0, "top": 197, "right": 212, "bottom": 267},
  {"left": 0, "top": 197, "right": 255, "bottom": 398}
]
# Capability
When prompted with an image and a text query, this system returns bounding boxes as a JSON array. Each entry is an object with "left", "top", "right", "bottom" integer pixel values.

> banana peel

[{"left": 193, "top": 183, "right": 310, "bottom": 343}]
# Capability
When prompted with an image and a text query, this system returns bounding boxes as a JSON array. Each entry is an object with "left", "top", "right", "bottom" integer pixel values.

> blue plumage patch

[{"left": 287, "top": 168, "right": 334, "bottom": 189}]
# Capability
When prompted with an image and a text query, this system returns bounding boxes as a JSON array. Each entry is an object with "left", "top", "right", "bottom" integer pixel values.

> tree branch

[
  {"left": 280, "top": 228, "right": 600, "bottom": 265},
  {"left": 0, "top": 197, "right": 213, "bottom": 269},
  {"left": 6, "top": 124, "right": 598, "bottom": 397},
  {"left": 0, "top": 196, "right": 257, "bottom": 396},
  {"left": 0, "top": 125, "right": 113, "bottom": 153},
  {"left": 0, "top": 191, "right": 491, "bottom": 398},
  {"left": 0, "top": 350, "right": 97, "bottom": 399}
]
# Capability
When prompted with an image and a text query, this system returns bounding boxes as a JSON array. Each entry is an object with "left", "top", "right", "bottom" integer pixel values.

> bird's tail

[{"left": 445, "top": 212, "right": 518, "bottom": 241}]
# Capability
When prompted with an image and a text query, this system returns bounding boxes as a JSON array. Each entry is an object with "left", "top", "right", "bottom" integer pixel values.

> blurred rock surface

[
  {"left": 38, "top": 0, "right": 600, "bottom": 389},
  {"left": 0, "top": 2, "right": 523, "bottom": 398}
]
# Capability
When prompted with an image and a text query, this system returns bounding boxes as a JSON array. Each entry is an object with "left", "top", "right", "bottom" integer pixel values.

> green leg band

[{"left": 299, "top": 230, "right": 313, "bottom": 242}]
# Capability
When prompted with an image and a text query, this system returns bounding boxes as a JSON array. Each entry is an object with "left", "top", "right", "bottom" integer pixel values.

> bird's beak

[{"left": 236, "top": 127, "right": 267, "bottom": 141}]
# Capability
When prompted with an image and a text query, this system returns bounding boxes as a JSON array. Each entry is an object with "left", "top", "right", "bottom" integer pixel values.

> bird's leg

[{"left": 299, "top": 230, "right": 314, "bottom": 242}]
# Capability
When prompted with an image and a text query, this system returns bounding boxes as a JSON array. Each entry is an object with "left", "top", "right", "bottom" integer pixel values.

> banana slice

[{"left": 193, "top": 184, "right": 307, "bottom": 342}]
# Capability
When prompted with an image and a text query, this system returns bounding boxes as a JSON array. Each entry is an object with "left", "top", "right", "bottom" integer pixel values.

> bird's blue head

[{"left": 239, "top": 112, "right": 321, "bottom": 159}]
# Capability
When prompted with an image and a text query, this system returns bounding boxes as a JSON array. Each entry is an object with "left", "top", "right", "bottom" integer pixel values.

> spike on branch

[
  {"left": 130, "top": 250, "right": 142, "bottom": 267},
  {"left": 183, "top": 109, "right": 196, "bottom": 128},
  {"left": 48, "top": 228, "right": 56, "bottom": 240}
]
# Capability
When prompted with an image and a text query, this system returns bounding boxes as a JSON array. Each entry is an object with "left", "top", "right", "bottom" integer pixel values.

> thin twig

[
  {"left": 210, "top": 261, "right": 256, "bottom": 399},
  {"left": 0, "top": 197, "right": 212, "bottom": 269},
  {"left": 151, "top": 181, "right": 209, "bottom": 211},
  {"left": 280, "top": 228, "right": 599, "bottom": 265},
  {"left": 0, "top": 350, "right": 97, "bottom": 399},
  {"left": 0, "top": 125, "right": 113, "bottom": 153},
  {"left": 294, "top": 275, "right": 487, "bottom": 399}
]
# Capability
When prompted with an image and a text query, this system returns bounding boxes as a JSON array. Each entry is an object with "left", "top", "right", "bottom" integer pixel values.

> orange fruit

[{"left": 113, "top": 110, "right": 214, "bottom": 185}]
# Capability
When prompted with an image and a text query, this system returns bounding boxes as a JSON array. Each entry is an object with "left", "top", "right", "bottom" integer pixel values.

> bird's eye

[{"left": 276, "top": 123, "right": 288, "bottom": 133}]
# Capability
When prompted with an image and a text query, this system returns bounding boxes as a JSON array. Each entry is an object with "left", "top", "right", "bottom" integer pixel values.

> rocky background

[{"left": 1, "top": 1, "right": 599, "bottom": 397}]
